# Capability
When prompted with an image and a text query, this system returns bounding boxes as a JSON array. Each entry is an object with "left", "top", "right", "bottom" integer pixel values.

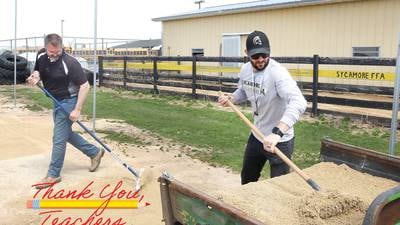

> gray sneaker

[{"left": 89, "top": 148, "right": 105, "bottom": 172}]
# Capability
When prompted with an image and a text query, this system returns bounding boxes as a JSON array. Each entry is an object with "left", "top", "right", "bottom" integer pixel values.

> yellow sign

[{"left": 289, "top": 69, "right": 394, "bottom": 81}]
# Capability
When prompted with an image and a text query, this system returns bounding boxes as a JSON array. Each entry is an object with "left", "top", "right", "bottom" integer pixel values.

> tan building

[{"left": 153, "top": 0, "right": 399, "bottom": 58}]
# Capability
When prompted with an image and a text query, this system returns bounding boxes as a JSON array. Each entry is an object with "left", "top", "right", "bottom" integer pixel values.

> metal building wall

[{"left": 160, "top": 0, "right": 399, "bottom": 58}]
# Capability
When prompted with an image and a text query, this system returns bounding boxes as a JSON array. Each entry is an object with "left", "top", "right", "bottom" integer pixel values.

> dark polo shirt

[{"left": 34, "top": 49, "right": 87, "bottom": 100}]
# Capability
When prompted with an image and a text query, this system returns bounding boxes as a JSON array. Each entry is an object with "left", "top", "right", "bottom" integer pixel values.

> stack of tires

[{"left": 0, "top": 51, "right": 30, "bottom": 85}]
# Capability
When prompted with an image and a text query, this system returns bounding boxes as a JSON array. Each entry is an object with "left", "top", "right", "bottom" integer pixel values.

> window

[{"left": 352, "top": 47, "right": 380, "bottom": 57}]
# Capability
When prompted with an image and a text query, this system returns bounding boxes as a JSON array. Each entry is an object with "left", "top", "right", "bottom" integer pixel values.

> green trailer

[{"left": 159, "top": 138, "right": 400, "bottom": 225}]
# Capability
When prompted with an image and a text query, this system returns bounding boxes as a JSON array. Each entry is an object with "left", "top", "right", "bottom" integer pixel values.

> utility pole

[
  {"left": 92, "top": 0, "right": 98, "bottom": 132},
  {"left": 389, "top": 33, "right": 400, "bottom": 155},
  {"left": 195, "top": 0, "right": 205, "bottom": 9},
  {"left": 13, "top": 0, "right": 17, "bottom": 107}
]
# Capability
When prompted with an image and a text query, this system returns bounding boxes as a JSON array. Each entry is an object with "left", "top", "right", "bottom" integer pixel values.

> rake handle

[{"left": 226, "top": 100, "right": 320, "bottom": 191}]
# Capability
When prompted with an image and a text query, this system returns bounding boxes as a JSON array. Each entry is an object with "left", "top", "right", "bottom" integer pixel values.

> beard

[
  {"left": 250, "top": 59, "right": 268, "bottom": 71},
  {"left": 49, "top": 56, "right": 60, "bottom": 62},
  {"left": 47, "top": 49, "right": 63, "bottom": 62}
]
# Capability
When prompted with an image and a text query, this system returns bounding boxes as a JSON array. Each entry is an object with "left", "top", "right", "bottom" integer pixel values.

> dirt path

[{"left": 0, "top": 93, "right": 240, "bottom": 225}]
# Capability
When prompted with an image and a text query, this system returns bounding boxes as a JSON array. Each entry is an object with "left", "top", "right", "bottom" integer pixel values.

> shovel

[{"left": 226, "top": 99, "right": 321, "bottom": 191}]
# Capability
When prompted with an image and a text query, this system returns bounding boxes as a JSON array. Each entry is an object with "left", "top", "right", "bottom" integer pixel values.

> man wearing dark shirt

[{"left": 27, "top": 33, "right": 104, "bottom": 189}]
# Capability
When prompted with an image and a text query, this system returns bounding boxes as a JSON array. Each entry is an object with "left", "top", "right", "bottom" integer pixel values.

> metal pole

[
  {"left": 92, "top": 0, "right": 97, "bottom": 131},
  {"left": 61, "top": 19, "right": 64, "bottom": 40},
  {"left": 13, "top": 0, "right": 17, "bottom": 107},
  {"left": 25, "top": 38, "right": 28, "bottom": 59},
  {"left": 74, "top": 38, "right": 77, "bottom": 55},
  {"left": 34, "top": 37, "right": 37, "bottom": 52},
  {"left": 389, "top": 33, "right": 400, "bottom": 155}
]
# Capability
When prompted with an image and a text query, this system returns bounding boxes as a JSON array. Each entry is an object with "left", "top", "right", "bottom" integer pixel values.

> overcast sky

[{"left": 0, "top": 0, "right": 254, "bottom": 42}]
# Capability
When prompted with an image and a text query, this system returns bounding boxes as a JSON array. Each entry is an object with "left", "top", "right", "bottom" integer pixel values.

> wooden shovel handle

[{"left": 226, "top": 100, "right": 314, "bottom": 184}]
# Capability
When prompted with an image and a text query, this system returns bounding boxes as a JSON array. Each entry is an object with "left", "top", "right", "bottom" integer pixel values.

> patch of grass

[
  {"left": 13, "top": 87, "right": 52, "bottom": 109},
  {"left": 97, "top": 129, "right": 144, "bottom": 145},
  {"left": 338, "top": 116, "right": 351, "bottom": 131},
  {"left": 185, "top": 101, "right": 194, "bottom": 107},
  {"left": 24, "top": 104, "right": 44, "bottom": 111},
  {"left": 206, "top": 102, "right": 213, "bottom": 108}
]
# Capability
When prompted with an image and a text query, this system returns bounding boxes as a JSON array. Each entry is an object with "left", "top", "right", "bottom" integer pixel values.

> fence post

[
  {"left": 98, "top": 56, "right": 103, "bottom": 87},
  {"left": 312, "top": 54, "right": 319, "bottom": 117},
  {"left": 192, "top": 56, "right": 197, "bottom": 98},
  {"left": 123, "top": 56, "right": 127, "bottom": 89},
  {"left": 177, "top": 55, "right": 181, "bottom": 75},
  {"left": 153, "top": 58, "right": 159, "bottom": 94}
]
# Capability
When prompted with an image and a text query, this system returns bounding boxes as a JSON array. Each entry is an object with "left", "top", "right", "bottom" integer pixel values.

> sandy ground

[{"left": 0, "top": 94, "right": 240, "bottom": 225}]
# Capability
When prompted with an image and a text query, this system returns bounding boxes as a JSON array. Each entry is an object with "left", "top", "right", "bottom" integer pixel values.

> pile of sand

[{"left": 213, "top": 162, "right": 398, "bottom": 225}]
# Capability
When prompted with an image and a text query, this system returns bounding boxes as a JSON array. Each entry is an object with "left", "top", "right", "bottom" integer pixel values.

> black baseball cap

[{"left": 246, "top": 30, "right": 270, "bottom": 57}]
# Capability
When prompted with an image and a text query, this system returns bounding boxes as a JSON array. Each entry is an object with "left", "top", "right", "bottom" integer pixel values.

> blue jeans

[{"left": 47, "top": 97, "right": 99, "bottom": 178}]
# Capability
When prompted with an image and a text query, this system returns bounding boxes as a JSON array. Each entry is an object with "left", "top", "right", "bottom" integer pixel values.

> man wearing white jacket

[{"left": 219, "top": 30, "right": 307, "bottom": 185}]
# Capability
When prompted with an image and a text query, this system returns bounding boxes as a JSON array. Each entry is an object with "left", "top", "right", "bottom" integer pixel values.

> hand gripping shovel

[
  {"left": 37, "top": 84, "right": 150, "bottom": 190},
  {"left": 225, "top": 99, "right": 321, "bottom": 191}
]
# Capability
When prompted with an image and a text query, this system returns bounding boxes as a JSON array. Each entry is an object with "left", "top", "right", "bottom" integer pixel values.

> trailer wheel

[{"left": 363, "top": 186, "right": 400, "bottom": 225}]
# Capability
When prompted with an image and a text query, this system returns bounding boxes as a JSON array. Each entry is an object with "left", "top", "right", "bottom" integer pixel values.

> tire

[
  {"left": 0, "top": 67, "right": 13, "bottom": 78},
  {"left": 0, "top": 77, "right": 14, "bottom": 85},
  {"left": 0, "top": 51, "right": 28, "bottom": 70},
  {"left": 16, "top": 68, "right": 31, "bottom": 83},
  {"left": 0, "top": 67, "right": 30, "bottom": 84}
]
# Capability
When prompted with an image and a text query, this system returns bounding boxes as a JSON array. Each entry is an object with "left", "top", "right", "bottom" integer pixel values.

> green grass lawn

[{"left": 3, "top": 86, "right": 399, "bottom": 175}]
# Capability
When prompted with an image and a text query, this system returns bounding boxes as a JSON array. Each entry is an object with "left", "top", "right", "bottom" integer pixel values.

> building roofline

[
  {"left": 112, "top": 39, "right": 162, "bottom": 49},
  {"left": 152, "top": 0, "right": 356, "bottom": 22}
]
